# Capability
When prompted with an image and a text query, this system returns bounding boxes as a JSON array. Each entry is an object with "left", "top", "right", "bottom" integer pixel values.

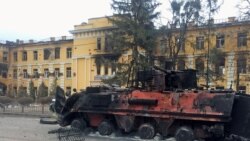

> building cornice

[{"left": 70, "top": 26, "right": 116, "bottom": 34}]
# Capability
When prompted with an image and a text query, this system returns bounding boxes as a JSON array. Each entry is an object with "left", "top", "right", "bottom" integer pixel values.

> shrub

[
  {"left": 29, "top": 81, "right": 36, "bottom": 100},
  {"left": 0, "top": 96, "right": 14, "bottom": 105},
  {"left": 17, "top": 85, "right": 27, "bottom": 98},
  {"left": 7, "top": 88, "right": 15, "bottom": 98},
  {"left": 17, "top": 97, "right": 34, "bottom": 106},
  {"left": 38, "top": 96, "right": 53, "bottom": 105},
  {"left": 49, "top": 78, "right": 57, "bottom": 96},
  {"left": 37, "top": 82, "right": 48, "bottom": 98}
]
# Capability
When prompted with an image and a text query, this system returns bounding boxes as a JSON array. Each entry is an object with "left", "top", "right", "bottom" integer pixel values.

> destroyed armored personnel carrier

[{"left": 52, "top": 66, "right": 250, "bottom": 141}]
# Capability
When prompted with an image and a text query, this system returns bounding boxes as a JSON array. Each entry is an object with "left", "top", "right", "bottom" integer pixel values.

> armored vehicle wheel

[
  {"left": 175, "top": 126, "right": 194, "bottom": 141},
  {"left": 70, "top": 118, "right": 87, "bottom": 131},
  {"left": 138, "top": 123, "right": 156, "bottom": 139},
  {"left": 98, "top": 121, "right": 114, "bottom": 136}
]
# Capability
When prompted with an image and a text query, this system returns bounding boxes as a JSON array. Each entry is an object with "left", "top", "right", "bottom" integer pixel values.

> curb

[{"left": 0, "top": 112, "right": 52, "bottom": 118}]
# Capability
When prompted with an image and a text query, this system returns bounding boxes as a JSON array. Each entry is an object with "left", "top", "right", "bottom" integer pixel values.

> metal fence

[{"left": 0, "top": 104, "right": 51, "bottom": 116}]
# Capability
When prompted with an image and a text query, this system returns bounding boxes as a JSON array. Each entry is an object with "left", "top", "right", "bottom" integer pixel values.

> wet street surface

[{"left": 0, "top": 115, "right": 175, "bottom": 141}]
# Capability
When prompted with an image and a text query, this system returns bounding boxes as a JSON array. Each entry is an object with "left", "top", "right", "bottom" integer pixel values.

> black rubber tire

[
  {"left": 175, "top": 126, "right": 194, "bottom": 141},
  {"left": 98, "top": 121, "right": 114, "bottom": 136},
  {"left": 138, "top": 123, "right": 156, "bottom": 139},
  {"left": 40, "top": 117, "right": 58, "bottom": 124},
  {"left": 70, "top": 118, "right": 87, "bottom": 131}
]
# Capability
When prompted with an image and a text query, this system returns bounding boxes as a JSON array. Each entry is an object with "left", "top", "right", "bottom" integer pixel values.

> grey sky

[{"left": 0, "top": 0, "right": 239, "bottom": 41}]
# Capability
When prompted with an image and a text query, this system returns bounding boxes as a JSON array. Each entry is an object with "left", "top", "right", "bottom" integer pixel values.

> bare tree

[
  {"left": 202, "top": 0, "right": 223, "bottom": 88},
  {"left": 159, "top": 0, "right": 202, "bottom": 70},
  {"left": 237, "top": 0, "right": 250, "bottom": 17}
]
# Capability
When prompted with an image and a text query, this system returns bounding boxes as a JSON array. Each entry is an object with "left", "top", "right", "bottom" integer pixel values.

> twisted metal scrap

[{"left": 49, "top": 128, "right": 86, "bottom": 141}]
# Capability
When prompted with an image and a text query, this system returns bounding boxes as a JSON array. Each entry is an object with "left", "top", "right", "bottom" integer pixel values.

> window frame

[
  {"left": 96, "top": 64, "right": 101, "bottom": 75},
  {"left": 66, "top": 67, "right": 71, "bottom": 78},
  {"left": 237, "top": 57, "right": 247, "bottom": 74},
  {"left": 23, "top": 69, "right": 28, "bottom": 78},
  {"left": 54, "top": 68, "right": 60, "bottom": 78},
  {"left": 13, "top": 52, "right": 18, "bottom": 62},
  {"left": 55, "top": 47, "right": 60, "bottom": 59},
  {"left": 44, "top": 49, "right": 51, "bottom": 60},
  {"left": 13, "top": 69, "right": 17, "bottom": 79},
  {"left": 66, "top": 48, "right": 72, "bottom": 58},
  {"left": 196, "top": 36, "right": 204, "bottom": 50},
  {"left": 44, "top": 69, "right": 49, "bottom": 78},
  {"left": 22, "top": 51, "right": 27, "bottom": 61},
  {"left": 33, "top": 69, "right": 39, "bottom": 79},
  {"left": 104, "top": 65, "right": 109, "bottom": 75},
  {"left": 33, "top": 51, "right": 38, "bottom": 61},
  {"left": 216, "top": 34, "right": 225, "bottom": 48},
  {"left": 97, "top": 37, "right": 101, "bottom": 50},
  {"left": 3, "top": 52, "right": 8, "bottom": 62},
  {"left": 238, "top": 33, "right": 247, "bottom": 47},
  {"left": 195, "top": 59, "right": 204, "bottom": 75}
]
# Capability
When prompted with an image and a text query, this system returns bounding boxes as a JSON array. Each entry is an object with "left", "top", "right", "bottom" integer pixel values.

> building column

[
  {"left": 187, "top": 55, "right": 194, "bottom": 69},
  {"left": 226, "top": 52, "right": 235, "bottom": 89},
  {"left": 48, "top": 64, "right": 54, "bottom": 93},
  {"left": 38, "top": 65, "right": 43, "bottom": 86},
  {"left": 17, "top": 66, "right": 22, "bottom": 88},
  {"left": 60, "top": 63, "right": 65, "bottom": 89}
]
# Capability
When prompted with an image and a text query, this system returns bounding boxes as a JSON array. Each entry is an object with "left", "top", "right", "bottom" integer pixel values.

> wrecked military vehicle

[{"left": 51, "top": 66, "right": 250, "bottom": 141}]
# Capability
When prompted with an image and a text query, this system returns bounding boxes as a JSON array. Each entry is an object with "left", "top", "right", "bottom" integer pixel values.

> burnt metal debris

[
  {"left": 50, "top": 64, "right": 250, "bottom": 141},
  {"left": 48, "top": 128, "right": 85, "bottom": 141}
]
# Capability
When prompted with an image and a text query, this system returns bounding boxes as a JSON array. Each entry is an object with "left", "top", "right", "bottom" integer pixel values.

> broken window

[
  {"left": 105, "top": 37, "right": 108, "bottom": 51},
  {"left": 196, "top": 36, "right": 204, "bottom": 50},
  {"left": 97, "top": 37, "right": 101, "bottom": 50},
  {"left": 104, "top": 65, "right": 109, "bottom": 75},
  {"left": 23, "top": 69, "right": 28, "bottom": 78},
  {"left": 215, "top": 57, "right": 225, "bottom": 75},
  {"left": 216, "top": 35, "right": 225, "bottom": 48},
  {"left": 44, "top": 49, "right": 51, "bottom": 60},
  {"left": 55, "top": 47, "right": 60, "bottom": 59},
  {"left": 104, "top": 37, "right": 113, "bottom": 51},
  {"left": 13, "top": 69, "right": 17, "bottom": 79},
  {"left": 22, "top": 51, "right": 27, "bottom": 61},
  {"left": 13, "top": 52, "right": 18, "bottom": 62},
  {"left": 66, "top": 48, "right": 72, "bottom": 58},
  {"left": 237, "top": 57, "right": 247, "bottom": 74},
  {"left": 96, "top": 63, "right": 101, "bottom": 75},
  {"left": 3, "top": 52, "right": 8, "bottom": 62},
  {"left": 1, "top": 71, "right": 7, "bottom": 78},
  {"left": 33, "top": 51, "right": 38, "bottom": 60},
  {"left": 195, "top": 58, "right": 204, "bottom": 75},
  {"left": 238, "top": 33, "right": 247, "bottom": 47},
  {"left": 66, "top": 67, "right": 71, "bottom": 78},
  {"left": 33, "top": 69, "right": 39, "bottom": 78},
  {"left": 54, "top": 68, "right": 60, "bottom": 78},
  {"left": 44, "top": 69, "right": 49, "bottom": 78}
]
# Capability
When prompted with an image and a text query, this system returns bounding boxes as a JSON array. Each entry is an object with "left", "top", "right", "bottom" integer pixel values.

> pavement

[{"left": 0, "top": 115, "right": 176, "bottom": 141}]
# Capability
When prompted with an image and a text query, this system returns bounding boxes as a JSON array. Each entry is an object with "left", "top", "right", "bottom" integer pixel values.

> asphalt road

[{"left": 0, "top": 115, "right": 175, "bottom": 141}]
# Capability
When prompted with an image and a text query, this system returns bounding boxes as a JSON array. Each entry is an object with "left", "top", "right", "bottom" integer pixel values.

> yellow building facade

[
  {"left": 0, "top": 16, "right": 249, "bottom": 96},
  {"left": 156, "top": 17, "right": 250, "bottom": 93},
  {"left": 0, "top": 37, "right": 74, "bottom": 96}
]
